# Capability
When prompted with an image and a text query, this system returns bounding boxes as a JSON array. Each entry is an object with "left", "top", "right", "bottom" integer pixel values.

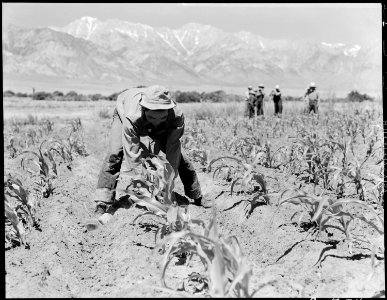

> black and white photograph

[{"left": 3, "top": 2, "right": 384, "bottom": 298}]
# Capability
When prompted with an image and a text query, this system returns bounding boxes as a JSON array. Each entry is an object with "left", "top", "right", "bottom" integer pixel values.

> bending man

[{"left": 93, "top": 85, "right": 212, "bottom": 214}]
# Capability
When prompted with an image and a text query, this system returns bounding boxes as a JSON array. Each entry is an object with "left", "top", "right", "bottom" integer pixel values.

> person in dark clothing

[
  {"left": 270, "top": 85, "right": 283, "bottom": 116},
  {"left": 244, "top": 85, "right": 255, "bottom": 118},
  {"left": 256, "top": 84, "right": 265, "bottom": 116},
  {"left": 93, "top": 85, "right": 212, "bottom": 215},
  {"left": 247, "top": 88, "right": 257, "bottom": 118}
]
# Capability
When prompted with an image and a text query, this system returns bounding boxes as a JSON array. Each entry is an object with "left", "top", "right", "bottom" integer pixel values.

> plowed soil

[{"left": 4, "top": 113, "right": 385, "bottom": 298}]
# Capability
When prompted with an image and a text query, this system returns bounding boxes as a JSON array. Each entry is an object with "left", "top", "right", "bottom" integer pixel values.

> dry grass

[{"left": 3, "top": 96, "right": 382, "bottom": 122}]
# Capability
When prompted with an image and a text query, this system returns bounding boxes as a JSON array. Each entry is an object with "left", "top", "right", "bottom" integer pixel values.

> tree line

[{"left": 3, "top": 89, "right": 374, "bottom": 103}]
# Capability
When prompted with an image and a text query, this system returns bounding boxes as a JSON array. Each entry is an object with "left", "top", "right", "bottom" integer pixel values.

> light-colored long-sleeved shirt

[
  {"left": 304, "top": 89, "right": 319, "bottom": 105},
  {"left": 116, "top": 88, "right": 184, "bottom": 173}
]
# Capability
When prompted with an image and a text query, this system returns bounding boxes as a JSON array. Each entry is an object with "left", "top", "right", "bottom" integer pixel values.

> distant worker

[
  {"left": 246, "top": 86, "right": 257, "bottom": 118},
  {"left": 244, "top": 85, "right": 254, "bottom": 118},
  {"left": 303, "top": 82, "right": 319, "bottom": 114},
  {"left": 256, "top": 84, "right": 265, "bottom": 116},
  {"left": 270, "top": 85, "right": 282, "bottom": 116}
]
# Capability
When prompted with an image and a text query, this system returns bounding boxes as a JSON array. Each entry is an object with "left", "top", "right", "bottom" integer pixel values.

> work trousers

[
  {"left": 308, "top": 101, "right": 319, "bottom": 114},
  {"left": 256, "top": 100, "right": 264, "bottom": 116},
  {"left": 247, "top": 102, "right": 256, "bottom": 118},
  {"left": 274, "top": 100, "right": 283, "bottom": 115},
  {"left": 95, "top": 109, "right": 202, "bottom": 205}
]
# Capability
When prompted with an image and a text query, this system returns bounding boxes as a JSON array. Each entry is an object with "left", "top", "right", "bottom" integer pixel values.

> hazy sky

[{"left": 2, "top": 3, "right": 382, "bottom": 46}]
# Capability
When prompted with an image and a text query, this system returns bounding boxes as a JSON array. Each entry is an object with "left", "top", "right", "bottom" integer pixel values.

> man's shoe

[
  {"left": 94, "top": 203, "right": 107, "bottom": 216},
  {"left": 193, "top": 196, "right": 213, "bottom": 208},
  {"left": 94, "top": 202, "right": 118, "bottom": 217}
]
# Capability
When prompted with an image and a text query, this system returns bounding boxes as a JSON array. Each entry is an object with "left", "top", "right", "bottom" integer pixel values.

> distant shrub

[
  {"left": 106, "top": 92, "right": 119, "bottom": 101},
  {"left": 90, "top": 94, "right": 104, "bottom": 101},
  {"left": 53, "top": 91, "right": 64, "bottom": 97},
  {"left": 283, "top": 95, "right": 303, "bottom": 101},
  {"left": 62, "top": 91, "right": 90, "bottom": 101},
  {"left": 32, "top": 91, "right": 52, "bottom": 100},
  {"left": 15, "top": 92, "right": 28, "bottom": 98},
  {"left": 15, "top": 92, "right": 28, "bottom": 97},
  {"left": 65, "top": 91, "right": 78, "bottom": 98},
  {"left": 174, "top": 90, "right": 201, "bottom": 103},
  {"left": 3, "top": 90, "right": 15, "bottom": 97},
  {"left": 202, "top": 90, "right": 226, "bottom": 102},
  {"left": 346, "top": 90, "right": 373, "bottom": 102}
]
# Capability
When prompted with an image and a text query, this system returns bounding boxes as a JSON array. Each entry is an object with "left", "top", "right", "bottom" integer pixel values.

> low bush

[
  {"left": 346, "top": 90, "right": 373, "bottom": 102},
  {"left": 32, "top": 91, "right": 52, "bottom": 100},
  {"left": 15, "top": 92, "right": 28, "bottom": 97},
  {"left": 53, "top": 91, "right": 64, "bottom": 97},
  {"left": 3, "top": 90, "right": 15, "bottom": 97}
]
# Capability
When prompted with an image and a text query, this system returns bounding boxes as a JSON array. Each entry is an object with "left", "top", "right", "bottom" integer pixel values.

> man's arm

[
  {"left": 122, "top": 117, "right": 143, "bottom": 171},
  {"left": 166, "top": 112, "right": 185, "bottom": 175},
  {"left": 303, "top": 89, "right": 309, "bottom": 105}
]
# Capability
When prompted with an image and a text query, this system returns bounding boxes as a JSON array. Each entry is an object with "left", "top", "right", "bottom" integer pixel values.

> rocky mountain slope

[{"left": 3, "top": 16, "right": 382, "bottom": 91}]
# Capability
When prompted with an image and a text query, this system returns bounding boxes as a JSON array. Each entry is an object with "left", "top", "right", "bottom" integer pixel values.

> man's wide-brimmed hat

[
  {"left": 258, "top": 83, "right": 264, "bottom": 88},
  {"left": 309, "top": 82, "right": 316, "bottom": 88},
  {"left": 137, "top": 85, "right": 176, "bottom": 110}
]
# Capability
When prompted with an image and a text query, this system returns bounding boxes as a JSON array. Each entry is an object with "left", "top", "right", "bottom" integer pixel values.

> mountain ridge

[{"left": 3, "top": 16, "right": 382, "bottom": 93}]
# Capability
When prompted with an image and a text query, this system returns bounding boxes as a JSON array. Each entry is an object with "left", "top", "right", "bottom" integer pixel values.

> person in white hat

[
  {"left": 303, "top": 82, "right": 319, "bottom": 114},
  {"left": 92, "top": 85, "right": 211, "bottom": 215},
  {"left": 270, "top": 84, "right": 282, "bottom": 116}
]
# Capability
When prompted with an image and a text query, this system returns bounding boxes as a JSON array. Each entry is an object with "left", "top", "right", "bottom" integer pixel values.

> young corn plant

[
  {"left": 277, "top": 188, "right": 384, "bottom": 269},
  {"left": 6, "top": 137, "right": 18, "bottom": 158},
  {"left": 366, "top": 168, "right": 384, "bottom": 208},
  {"left": 124, "top": 155, "right": 176, "bottom": 214},
  {"left": 26, "top": 128, "right": 38, "bottom": 147},
  {"left": 326, "top": 137, "right": 353, "bottom": 198},
  {"left": 275, "top": 189, "right": 344, "bottom": 240},
  {"left": 41, "top": 119, "right": 54, "bottom": 135},
  {"left": 67, "top": 130, "right": 89, "bottom": 157},
  {"left": 186, "top": 148, "right": 210, "bottom": 171},
  {"left": 161, "top": 209, "right": 258, "bottom": 297},
  {"left": 4, "top": 175, "right": 38, "bottom": 247},
  {"left": 209, "top": 155, "right": 272, "bottom": 218},
  {"left": 329, "top": 152, "right": 373, "bottom": 202},
  {"left": 252, "top": 140, "right": 287, "bottom": 169},
  {"left": 295, "top": 131, "right": 335, "bottom": 191},
  {"left": 19, "top": 140, "right": 57, "bottom": 198},
  {"left": 62, "top": 118, "right": 88, "bottom": 158},
  {"left": 325, "top": 199, "right": 384, "bottom": 275},
  {"left": 282, "top": 143, "right": 304, "bottom": 177},
  {"left": 47, "top": 139, "right": 73, "bottom": 169},
  {"left": 133, "top": 204, "right": 206, "bottom": 254}
]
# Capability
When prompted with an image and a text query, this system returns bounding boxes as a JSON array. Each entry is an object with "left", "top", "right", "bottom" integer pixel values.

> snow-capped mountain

[{"left": 3, "top": 16, "right": 382, "bottom": 92}]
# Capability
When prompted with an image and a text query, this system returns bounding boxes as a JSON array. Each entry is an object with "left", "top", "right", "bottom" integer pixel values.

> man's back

[
  {"left": 116, "top": 87, "right": 183, "bottom": 139},
  {"left": 117, "top": 88, "right": 145, "bottom": 121}
]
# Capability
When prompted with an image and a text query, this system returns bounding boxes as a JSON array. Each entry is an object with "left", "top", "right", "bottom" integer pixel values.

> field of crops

[{"left": 4, "top": 97, "right": 385, "bottom": 298}]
